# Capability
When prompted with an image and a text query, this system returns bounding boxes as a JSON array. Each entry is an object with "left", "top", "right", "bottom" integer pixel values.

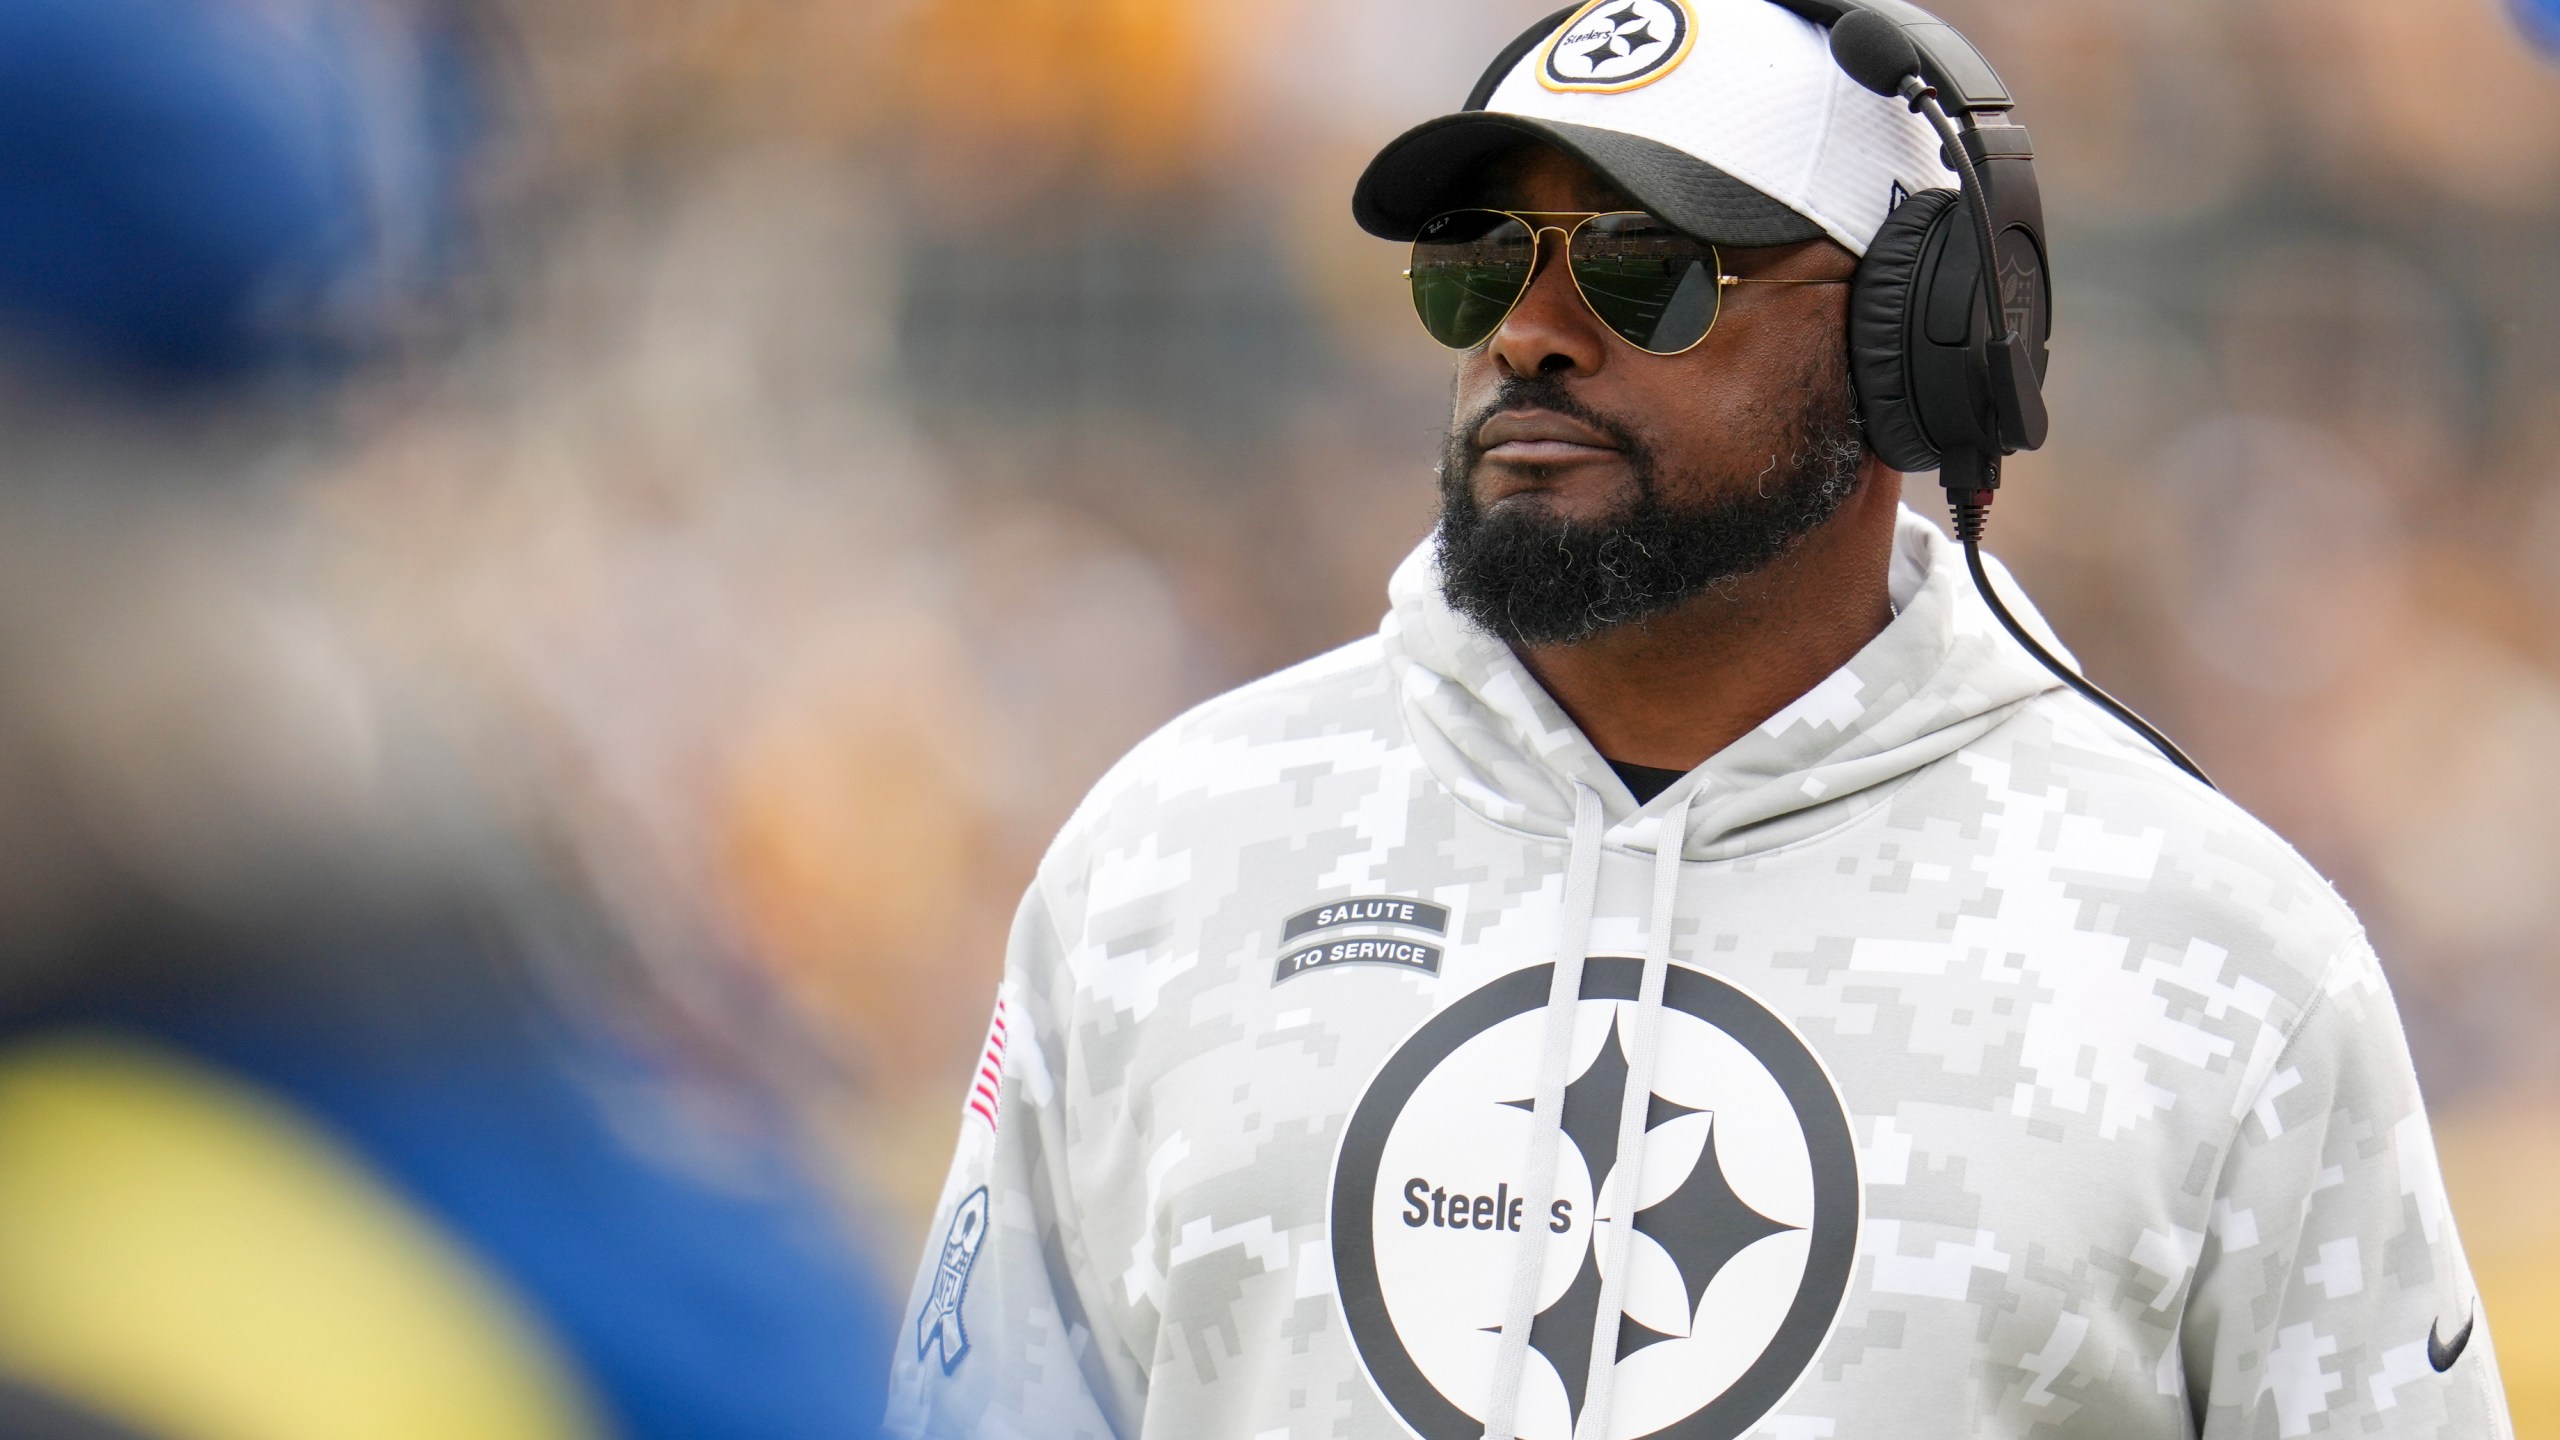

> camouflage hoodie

[{"left": 888, "top": 508, "right": 2511, "bottom": 1440}]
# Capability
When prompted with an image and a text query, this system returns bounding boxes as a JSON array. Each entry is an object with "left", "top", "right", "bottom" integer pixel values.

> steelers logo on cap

[
  {"left": 1330, "top": 958, "right": 1859, "bottom": 1440},
  {"left": 1540, "top": 0, "right": 1695, "bottom": 94}
]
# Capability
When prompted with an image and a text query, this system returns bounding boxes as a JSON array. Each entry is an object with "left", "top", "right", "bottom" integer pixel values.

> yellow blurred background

[{"left": 0, "top": 0, "right": 2552, "bottom": 1432}]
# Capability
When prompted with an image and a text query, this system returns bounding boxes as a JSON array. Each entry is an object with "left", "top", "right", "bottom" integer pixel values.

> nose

[{"left": 1484, "top": 226, "right": 1610, "bottom": 379}]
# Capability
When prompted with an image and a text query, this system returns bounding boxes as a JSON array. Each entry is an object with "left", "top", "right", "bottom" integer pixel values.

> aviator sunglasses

[{"left": 1408, "top": 209, "right": 1847, "bottom": 356}]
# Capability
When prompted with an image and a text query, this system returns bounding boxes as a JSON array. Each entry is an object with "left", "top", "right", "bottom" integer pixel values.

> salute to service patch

[{"left": 1275, "top": 896, "right": 1451, "bottom": 984}]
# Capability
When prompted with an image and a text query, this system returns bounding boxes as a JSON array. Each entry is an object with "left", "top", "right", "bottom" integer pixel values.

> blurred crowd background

[{"left": 0, "top": 0, "right": 2554, "bottom": 1434}]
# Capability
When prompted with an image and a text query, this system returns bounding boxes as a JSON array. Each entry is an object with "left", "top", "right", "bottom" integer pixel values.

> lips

[{"left": 1475, "top": 408, "right": 1622, "bottom": 465}]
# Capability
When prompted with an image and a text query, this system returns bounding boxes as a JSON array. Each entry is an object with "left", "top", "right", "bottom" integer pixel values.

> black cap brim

[{"left": 1351, "top": 113, "right": 1824, "bottom": 248}]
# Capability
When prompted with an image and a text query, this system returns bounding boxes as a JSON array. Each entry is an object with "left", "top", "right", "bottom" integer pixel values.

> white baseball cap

[{"left": 1352, "top": 0, "right": 1958, "bottom": 257}]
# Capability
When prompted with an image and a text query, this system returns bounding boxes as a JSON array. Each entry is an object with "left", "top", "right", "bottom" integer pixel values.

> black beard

[{"left": 1433, "top": 356, "right": 1866, "bottom": 648}]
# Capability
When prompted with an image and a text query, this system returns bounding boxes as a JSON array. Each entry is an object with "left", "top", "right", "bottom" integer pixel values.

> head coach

[{"left": 886, "top": 2, "right": 2514, "bottom": 1437}]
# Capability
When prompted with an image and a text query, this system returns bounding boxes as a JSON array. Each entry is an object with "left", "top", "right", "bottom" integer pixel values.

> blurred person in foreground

[
  {"left": 0, "top": 1, "right": 891, "bottom": 1435},
  {"left": 887, "top": 2, "right": 2511, "bottom": 1437}
]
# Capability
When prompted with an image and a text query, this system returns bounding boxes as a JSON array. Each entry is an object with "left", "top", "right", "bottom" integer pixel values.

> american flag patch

[{"left": 966, "top": 997, "right": 1008, "bottom": 1131}]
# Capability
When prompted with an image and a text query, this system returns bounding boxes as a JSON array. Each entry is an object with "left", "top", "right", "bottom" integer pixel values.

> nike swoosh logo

[{"left": 2428, "top": 1307, "right": 2475, "bottom": 1372}]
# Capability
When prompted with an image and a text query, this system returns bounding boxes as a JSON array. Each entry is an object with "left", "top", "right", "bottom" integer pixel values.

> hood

[{"left": 1380, "top": 505, "right": 2067, "bottom": 860}]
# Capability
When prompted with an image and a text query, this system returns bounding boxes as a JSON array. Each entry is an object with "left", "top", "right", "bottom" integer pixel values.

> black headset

[{"left": 1465, "top": 0, "right": 2211, "bottom": 786}]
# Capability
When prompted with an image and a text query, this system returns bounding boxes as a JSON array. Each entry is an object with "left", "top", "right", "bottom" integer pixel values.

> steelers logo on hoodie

[{"left": 1331, "top": 959, "right": 1858, "bottom": 1440}]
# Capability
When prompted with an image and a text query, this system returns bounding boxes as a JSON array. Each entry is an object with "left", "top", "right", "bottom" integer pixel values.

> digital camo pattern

[{"left": 885, "top": 509, "right": 2512, "bottom": 1440}]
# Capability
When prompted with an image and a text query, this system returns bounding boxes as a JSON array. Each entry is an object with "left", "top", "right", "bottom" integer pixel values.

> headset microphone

[
  {"left": 1822, "top": 7, "right": 1921, "bottom": 94},
  {"left": 1818, "top": 3, "right": 2213, "bottom": 787}
]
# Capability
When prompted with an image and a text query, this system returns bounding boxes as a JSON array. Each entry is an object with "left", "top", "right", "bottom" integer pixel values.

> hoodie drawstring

[
  {"left": 1481, "top": 782, "right": 1605, "bottom": 1440},
  {"left": 1481, "top": 785, "right": 1695, "bottom": 1440},
  {"left": 1576, "top": 789, "right": 1694, "bottom": 1439}
]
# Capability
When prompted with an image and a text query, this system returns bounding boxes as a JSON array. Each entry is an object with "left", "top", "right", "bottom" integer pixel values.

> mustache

[{"left": 1456, "top": 375, "right": 1646, "bottom": 458}]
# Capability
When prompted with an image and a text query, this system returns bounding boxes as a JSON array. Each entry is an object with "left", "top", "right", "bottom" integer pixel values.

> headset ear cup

[{"left": 1849, "top": 187, "right": 1959, "bottom": 475}]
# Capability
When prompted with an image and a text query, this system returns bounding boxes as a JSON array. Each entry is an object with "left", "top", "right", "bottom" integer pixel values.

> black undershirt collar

[{"left": 1605, "top": 758, "right": 1690, "bottom": 805}]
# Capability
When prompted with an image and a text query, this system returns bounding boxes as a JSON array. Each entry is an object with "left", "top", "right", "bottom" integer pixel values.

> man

[{"left": 887, "top": 2, "right": 2513, "bottom": 1436}]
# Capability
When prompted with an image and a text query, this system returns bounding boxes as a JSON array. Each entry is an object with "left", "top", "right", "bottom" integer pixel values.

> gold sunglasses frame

[{"left": 1407, "top": 209, "right": 1849, "bottom": 356}]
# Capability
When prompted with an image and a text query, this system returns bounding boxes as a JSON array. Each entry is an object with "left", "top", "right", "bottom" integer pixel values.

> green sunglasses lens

[
  {"left": 1410, "top": 210, "right": 1537, "bottom": 349},
  {"left": 1570, "top": 213, "right": 1722, "bottom": 354},
  {"left": 1409, "top": 211, "right": 1724, "bottom": 355}
]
